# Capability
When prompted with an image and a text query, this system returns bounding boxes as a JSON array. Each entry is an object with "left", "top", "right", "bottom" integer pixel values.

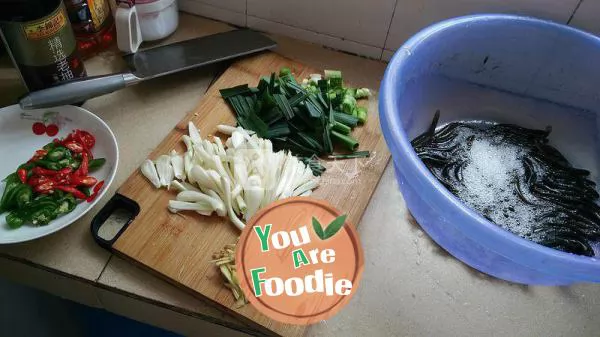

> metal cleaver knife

[{"left": 19, "top": 29, "right": 276, "bottom": 109}]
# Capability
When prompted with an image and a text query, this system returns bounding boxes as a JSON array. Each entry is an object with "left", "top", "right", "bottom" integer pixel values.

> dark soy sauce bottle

[{"left": 0, "top": 0, "right": 88, "bottom": 93}]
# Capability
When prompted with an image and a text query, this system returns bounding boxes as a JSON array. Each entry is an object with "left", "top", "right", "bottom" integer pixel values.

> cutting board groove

[{"left": 112, "top": 52, "right": 390, "bottom": 337}]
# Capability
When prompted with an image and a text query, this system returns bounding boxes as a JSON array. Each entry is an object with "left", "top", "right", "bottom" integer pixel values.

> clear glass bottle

[{"left": 65, "top": 0, "right": 117, "bottom": 58}]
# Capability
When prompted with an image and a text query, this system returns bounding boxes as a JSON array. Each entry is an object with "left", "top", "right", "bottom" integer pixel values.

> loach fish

[{"left": 412, "top": 111, "right": 600, "bottom": 257}]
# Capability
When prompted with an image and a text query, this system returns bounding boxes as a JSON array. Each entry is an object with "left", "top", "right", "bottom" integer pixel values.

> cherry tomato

[
  {"left": 32, "top": 122, "right": 46, "bottom": 135},
  {"left": 46, "top": 124, "right": 59, "bottom": 137}
]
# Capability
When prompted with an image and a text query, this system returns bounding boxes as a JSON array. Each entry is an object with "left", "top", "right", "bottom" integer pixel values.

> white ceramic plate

[{"left": 0, "top": 105, "right": 118, "bottom": 244}]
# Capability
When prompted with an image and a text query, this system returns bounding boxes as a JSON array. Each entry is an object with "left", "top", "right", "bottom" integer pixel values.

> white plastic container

[{"left": 115, "top": 0, "right": 179, "bottom": 53}]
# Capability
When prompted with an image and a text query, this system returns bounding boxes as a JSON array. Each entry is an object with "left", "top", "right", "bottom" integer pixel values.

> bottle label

[
  {"left": 0, "top": 2, "right": 86, "bottom": 91},
  {"left": 88, "top": 0, "right": 110, "bottom": 31},
  {"left": 23, "top": 9, "right": 67, "bottom": 40}
]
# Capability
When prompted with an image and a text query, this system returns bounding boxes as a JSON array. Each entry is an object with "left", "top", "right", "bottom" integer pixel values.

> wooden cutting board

[{"left": 104, "top": 52, "right": 390, "bottom": 337}]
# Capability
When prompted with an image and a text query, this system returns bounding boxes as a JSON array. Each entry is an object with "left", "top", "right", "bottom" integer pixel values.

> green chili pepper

[
  {"left": 30, "top": 208, "right": 57, "bottom": 226},
  {"left": 0, "top": 176, "right": 19, "bottom": 209},
  {"left": 56, "top": 199, "right": 77, "bottom": 215},
  {"left": 53, "top": 190, "right": 65, "bottom": 199},
  {"left": 88, "top": 158, "right": 106, "bottom": 172},
  {"left": 0, "top": 178, "right": 24, "bottom": 212},
  {"left": 25, "top": 199, "right": 60, "bottom": 226},
  {"left": 15, "top": 185, "right": 32, "bottom": 209},
  {"left": 43, "top": 142, "right": 57, "bottom": 151},
  {"left": 58, "top": 157, "right": 75, "bottom": 168},
  {"left": 2, "top": 172, "right": 17, "bottom": 183},
  {"left": 46, "top": 147, "right": 69, "bottom": 162},
  {"left": 70, "top": 159, "right": 81, "bottom": 170},
  {"left": 6, "top": 211, "right": 25, "bottom": 229},
  {"left": 34, "top": 159, "right": 61, "bottom": 171}
]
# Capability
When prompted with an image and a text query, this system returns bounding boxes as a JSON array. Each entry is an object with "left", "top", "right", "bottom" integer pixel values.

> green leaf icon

[
  {"left": 312, "top": 217, "right": 325, "bottom": 240},
  {"left": 312, "top": 215, "right": 347, "bottom": 240},
  {"left": 323, "top": 214, "right": 347, "bottom": 239}
]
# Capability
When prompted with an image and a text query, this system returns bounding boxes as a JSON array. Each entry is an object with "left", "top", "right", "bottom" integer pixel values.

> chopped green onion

[
  {"left": 355, "top": 106, "right": 368, "bottom": 124},
  {"left": 221, "top": 68, "right": 370, "bottom": 159},
  {"left": 273, "top": 94, "right": 294, "bottom": 120},
  {"left": 333, "top": 112, "right": 359, "bottom": 128},
  {"left": 266, "top": 122, "right": 291, "bottom": 138},
  {"left": 301, "top": 156, "right": 326, "bottom": 176},
  {"left": 328, "top": 151, "right": 370, "bottom": 159},
  {"left": 331, "top": 130, "right": 359, "bottom": 151},
  {"left": 219, "top": 84, "right": 250, "bottom": 98},
  {"left": 296, "top": 132, "right": 324, "bottom": 153},
  {"left": 305, "top": 100, "right": 322, "bottom": 118},
  {"left": 323, "top": 123, "right": 333, "bottom": 154},
  {"left": 355, "top": 88, "right": 371, "bottom": 99},
  {"left": 345, "top": 88, "right": 357, "bottom": 98},
  {"left": 332, "top": 121, "right": 351, "bottom": 135},
  {"left": 279, "top": 67, "right": 291, "bottom": 76},
  {"left": 289, "top": 92, "right": 307, "bottom": 107},
  {"left": 341, "top": 94, "right": 357, "bottom": 114}
]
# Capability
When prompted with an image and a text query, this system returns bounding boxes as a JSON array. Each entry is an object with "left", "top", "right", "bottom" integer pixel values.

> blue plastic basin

[{"left": 380, "top": 14, "right": 600, "bottom": 285}]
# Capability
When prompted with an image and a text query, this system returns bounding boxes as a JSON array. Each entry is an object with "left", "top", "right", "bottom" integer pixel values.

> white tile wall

[
  {"left": 247, "top": 0, "right": 396, "bottom": 48},
  {"left": 188, "top": 0, "right": 245, "bottom": 13},
  {"left": 569, "top": 0, "right": 600, "bottom": 35},
  {"left": 385, "top": 0, "right": 581, "bottom": 51},
  {"left": 247, "top": 16, "right": 384, "bottom": 59},
  {"left": 179, "top": 0, "right": 600, "bottom": 61},
  {"left": 179, "top": 0, "right": 246, "bottom": 27}
]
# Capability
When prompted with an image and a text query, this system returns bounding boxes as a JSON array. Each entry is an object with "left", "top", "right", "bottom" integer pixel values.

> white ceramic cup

[{"left": 115, "top": 0, "right": 179, "bottom": 53}]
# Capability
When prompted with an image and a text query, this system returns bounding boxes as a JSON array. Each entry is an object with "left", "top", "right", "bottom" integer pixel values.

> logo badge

[{"left": 236, "top": 197, "right": 364, "bottom": 325}]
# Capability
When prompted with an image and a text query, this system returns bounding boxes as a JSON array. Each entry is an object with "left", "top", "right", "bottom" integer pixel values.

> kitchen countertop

[{"left": 1, "top": 12, "right": 600, "bottom": 337}]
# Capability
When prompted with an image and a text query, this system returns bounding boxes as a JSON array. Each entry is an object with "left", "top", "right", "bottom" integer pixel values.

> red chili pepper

[
  {"left": 93, "top": 180, "right": 105, "bottom": 193},
  {"left": 32, "top": 167, "right": 61, "bottom": 176},
  {"left": 55, "top": 185, "right": 86, "bottom": 199},
  {"left": 34, "top": 181, "right": 55, "bottom": 193},
  {"left": 63, "top": 141, "right": 84, "bottom": 153},
  {"left": 28, "top": 176, "right": 51, "bottom": 186},
  {"left": 77, "top": 130, "right": 95, "bottom": 149},
  {"left": 75, "top": 152, "right": 89, "bottom": 176},
  {"left": 28, "top": 149, "right": 48, "bottom": 163},
  {"left": 87, "top": 180, "right": 105, "bottom": 202},
  {"left": 53, "top": 176, "right": 71, "bottom": 186},
  {"left": 71, "top": 175, "right": 97, "bottom": 187},
  {"left": 85, "top": 148, "right": 94, "bottom": 160},
  {"left": 17, "top": 168, "right": 27, "bottom": 183},
  {"left": 58, "top": 167, "right": 73, "bottom": 175},
  {"left": 62, "top": 133, "right": 73, "bottom": 143}
]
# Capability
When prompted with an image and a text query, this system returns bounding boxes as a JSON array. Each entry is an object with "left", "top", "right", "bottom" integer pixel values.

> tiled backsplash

[{"left": 179, "top": 0, "right": 599, "bottom": 61}]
